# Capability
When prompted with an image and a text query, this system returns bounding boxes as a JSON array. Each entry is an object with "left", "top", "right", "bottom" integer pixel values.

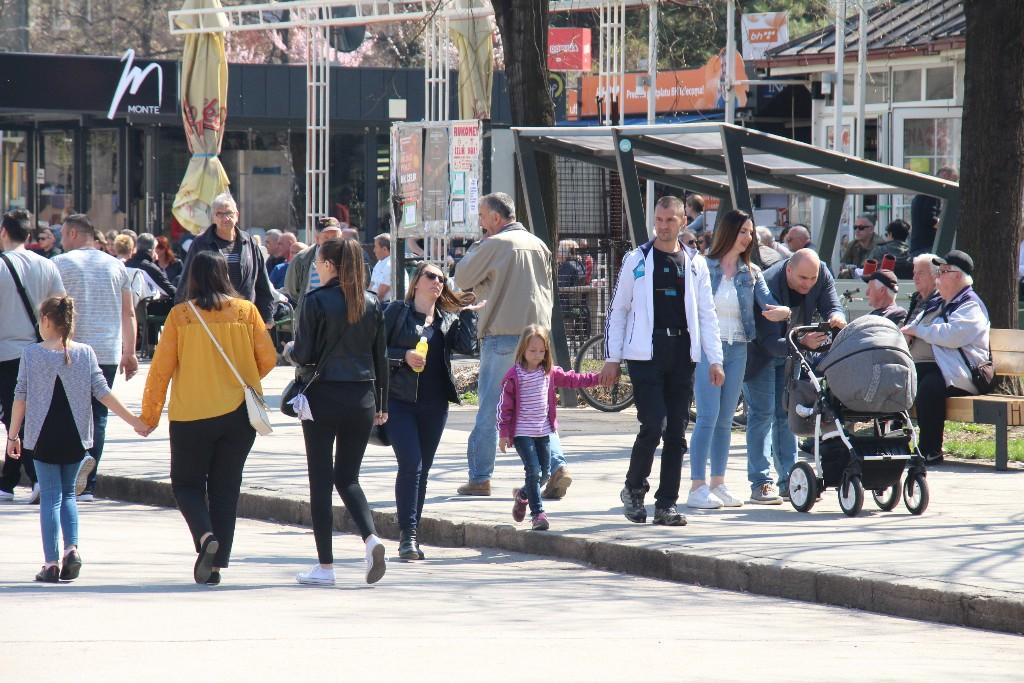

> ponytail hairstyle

[
  {"left": 39, "top": 296, "right": 75, "bottom": 365},
  {"left": 319, "top": 237, "right": 366, "bottom": 324}
]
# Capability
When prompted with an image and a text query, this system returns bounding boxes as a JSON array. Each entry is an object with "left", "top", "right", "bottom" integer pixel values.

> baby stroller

[{"left": 785, "top": 316, "right": 929, "bottom": 517}]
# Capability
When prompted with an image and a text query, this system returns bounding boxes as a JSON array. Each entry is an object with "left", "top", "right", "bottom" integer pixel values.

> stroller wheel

[
  {"left": 872, "top": 482, "right": 901, "bottom": 511},
  {"left": 788, "top": 462, "right": 818, "bottom": 512},
  {"left": 838, "top": 475, "right": 864, "bottom": 517},
  {"left": 903, "top": 472, "right": 929, "bottom": 515}
]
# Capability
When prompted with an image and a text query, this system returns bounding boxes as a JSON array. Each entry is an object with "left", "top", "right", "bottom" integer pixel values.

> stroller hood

[{"left": 816, "top": 315, "right": 917, "bottom": 413}]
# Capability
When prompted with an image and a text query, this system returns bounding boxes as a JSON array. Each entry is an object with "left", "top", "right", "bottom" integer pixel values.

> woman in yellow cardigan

[{"left": 141, "top": 250, "right": 276, "bottom": 585}]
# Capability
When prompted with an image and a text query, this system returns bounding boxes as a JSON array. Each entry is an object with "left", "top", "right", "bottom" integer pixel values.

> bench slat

[
  {"left": 990, "top": 329, "right": 1024, "bottom": 377},
  {"left": 946, "top": 395, "right": 1024, "bottom": 425}
]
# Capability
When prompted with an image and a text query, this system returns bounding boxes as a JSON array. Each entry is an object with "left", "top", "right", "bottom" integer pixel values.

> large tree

[{"left": 960, "top": 1, "right": 1024, "bottom": 329}]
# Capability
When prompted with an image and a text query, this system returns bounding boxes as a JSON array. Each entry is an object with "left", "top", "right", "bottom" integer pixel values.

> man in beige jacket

[{"left": 453, "top": 192, "right": 572, "bottom": 498}]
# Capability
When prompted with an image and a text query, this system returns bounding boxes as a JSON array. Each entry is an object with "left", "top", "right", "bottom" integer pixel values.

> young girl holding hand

[
  {"left": 6, "top": 296, "right": 148, "bottom": 583},
  {"left": 498, "top": 325, "right": 603, "bottom": 531}
]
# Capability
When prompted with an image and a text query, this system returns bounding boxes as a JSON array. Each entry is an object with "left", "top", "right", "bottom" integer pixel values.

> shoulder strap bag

[
  {"left": 942, "top": 303, "right": 996, "bottom": 395},
  {"left": 187, "top": 301, "right": 273, "bottom": 435},
  {"left": 279, "top": 306, "right": 349, "bottom": 419},
  {"left": 0, "top": 252, "right": 42, "bottom": 343}
]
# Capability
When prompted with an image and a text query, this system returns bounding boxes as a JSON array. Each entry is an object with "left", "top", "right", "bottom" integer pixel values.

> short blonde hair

[
  {"left": 113, "top": 234, "right": 134, "bottom": 258},
  {"left": 514, "top": 324, "right": 554, "bottom": 374}
]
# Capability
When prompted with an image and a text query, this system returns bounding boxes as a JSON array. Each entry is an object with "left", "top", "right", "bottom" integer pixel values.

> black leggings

[
  {"left": 169, "top": 403, "right": 256, "bottom": 568},
  {"left": 301, "top": 381, "right": 377, "bottom": 565}
]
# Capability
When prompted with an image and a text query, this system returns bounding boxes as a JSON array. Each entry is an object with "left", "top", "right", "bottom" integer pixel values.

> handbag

[
  {"left": 188, "top": 301, "right": 273, "bottom": 435},
  {"left": 0, "top": 252, "right": 42, "bottom": 342}
]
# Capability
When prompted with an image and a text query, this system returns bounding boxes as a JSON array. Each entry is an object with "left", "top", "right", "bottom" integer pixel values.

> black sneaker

[
  {"left": 35, "top": 565, "right": 60, "bottom": 583},
  {"left": 619, "top": 486, "right": 647, "bottom": 523},
  {"left": 60, "top": 550, "right": 83, "bottom": 581},
  {"left": 653, "top": 506, "right": 687, "bottom": 526}
]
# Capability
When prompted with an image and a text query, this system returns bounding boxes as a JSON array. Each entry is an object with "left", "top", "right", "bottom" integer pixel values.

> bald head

[
  {"left": 786, "top": 248, "right": 821, "bottom": 294},
  {"left": 783, "top": 225, "right": 811, "bottom": 252}
]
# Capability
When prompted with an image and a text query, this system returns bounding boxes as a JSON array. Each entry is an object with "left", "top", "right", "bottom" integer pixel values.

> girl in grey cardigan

[{"left": 6, "top": 296, "right": 147, "bottom": 583}]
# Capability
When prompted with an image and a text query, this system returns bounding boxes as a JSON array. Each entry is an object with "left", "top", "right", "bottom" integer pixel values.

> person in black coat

[
  {"left": 127, "top": 233, "right": 177, "bottom": 299},
  {"left": 286, "top": 237, "right": 389, "bottom": 587},
  {"left": 384, "top": 262, "right": 479, "bottom": 560},
  {"left": 174, "top": 193, "right": 275, "bottom": 326}
]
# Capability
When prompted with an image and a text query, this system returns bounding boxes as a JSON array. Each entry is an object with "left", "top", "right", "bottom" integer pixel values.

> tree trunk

[
  {"left": 960, "top": 1, "right": 1024, "bottom": 329},
  {"left": 490, "top": 0, "right": 557, "bottom": 239}
]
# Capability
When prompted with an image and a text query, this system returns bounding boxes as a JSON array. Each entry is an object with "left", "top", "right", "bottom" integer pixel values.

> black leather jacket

[
  {"left": 384, "top": 300, "right": 477, "bottom": 404},
  {"left": 290, "top": 280, "right": 388, "bottom": 410}
]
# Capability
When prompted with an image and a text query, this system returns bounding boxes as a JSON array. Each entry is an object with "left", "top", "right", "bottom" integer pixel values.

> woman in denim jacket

[{"left": 687, "top": 210, "right": 790, "bottom": 509}]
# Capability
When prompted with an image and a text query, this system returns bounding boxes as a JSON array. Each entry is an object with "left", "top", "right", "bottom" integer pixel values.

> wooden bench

[{"left": 944, "top": 329, "right": 1024, "bottom": 470}]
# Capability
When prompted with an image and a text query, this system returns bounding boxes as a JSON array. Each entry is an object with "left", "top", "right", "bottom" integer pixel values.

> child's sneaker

[
  {"left": 531, "top": 512, "right": 550, "bottom": 531},
  {"left": 512, "top": 488, "right": 528, "bottom": 522}
]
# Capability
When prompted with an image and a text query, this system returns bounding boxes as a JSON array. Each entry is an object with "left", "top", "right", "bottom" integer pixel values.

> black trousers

[
  {"left": 0, "top": 358, "right": 36, "bottom": 490},
  {"left": 169, "top": 403, "right": 255, "bottom": 568},
  {"left": 915, "top": 362, "right": 970, "bottom": 457},
  {"left": 625, "top": 335, "right": 695, "bottom": 509},
  {"left": 301, "top": 381, "right": 377, "bottom": 565}
]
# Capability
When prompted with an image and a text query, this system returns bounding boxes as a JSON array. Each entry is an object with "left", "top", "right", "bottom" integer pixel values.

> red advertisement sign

[{"left": 548, "top": 28, "right": 592, "bottom": 72}]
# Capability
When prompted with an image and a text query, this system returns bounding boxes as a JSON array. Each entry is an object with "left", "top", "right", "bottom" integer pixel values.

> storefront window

[
  {"left": 839, "top": 71, "right": 889, "bottom": 106},
  {"left": 85, "top": 129, "right": 123, "bottom": 231},
  {"left": 38, "top": 130, "right": 75, "bottom": 227},
  {"left": 895, "top": 116, "right": 961, "bottom": 220},
  {"left": 1, "top": 130, "right": 28, "bottom": 212},
  {"left": 893, "top": 69, "right": 922, "bottom": 103},
  {"left": 925, "top": 66, "right": 955, "bottom": 101}
]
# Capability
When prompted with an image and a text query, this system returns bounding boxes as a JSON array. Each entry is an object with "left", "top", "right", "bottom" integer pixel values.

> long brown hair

[
  {"left": 513, "top": 324, "right": 554, "bottom": 374},
  {"left": 319, "top": 237, "right": 365, "bottom": 324},
  {"left": 155, "top": 235, "right": 177, "bottom": 265},
  {"left": 405, "top": 261, "right": 475, "bottom": 313},
  {"left": 707, "top": 209, "right": 755, "bottom": 267},
  {"left": 39, "top": 296, "right": 75, "bottom": 365}
]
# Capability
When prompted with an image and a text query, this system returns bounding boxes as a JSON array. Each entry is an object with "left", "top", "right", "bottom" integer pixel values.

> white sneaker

[
  {"left": 75, "top": 455, "right": 96, "bottom": 497},
  {"left": 364, "top": 535, "right": 387, "bottom": 585},
  {"left": 0, "top": 490, "right": 13, "bottom": 502},
  {"left": 296, "top": 564, "right": 336, "bottom": 586},
  {"left": 711, "top": 483, "right": 744, "bottom": 508},
  {"left": 28, "top": 483, "right": 40, "bottom": 505},
  {"left": 686, "top": 485, "right": 724, "bottom": 509}
]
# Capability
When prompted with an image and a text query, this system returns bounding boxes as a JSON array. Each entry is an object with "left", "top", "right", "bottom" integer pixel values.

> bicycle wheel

[{"left": 573, "top": 334, "right": 634, "bottom": 412}]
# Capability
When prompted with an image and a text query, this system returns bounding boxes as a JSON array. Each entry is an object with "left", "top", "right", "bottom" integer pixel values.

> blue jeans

[
  {"left": 514, "top": 436, "right": 550, "bottom": 516},
  {"left": 466, "top": 336, "right": 566, "bottom": 482},
  {"left": 690, "top": 341, "right": 746, "bottom": 482},
  {"left": 86, "top": 364, "right": 117, "bottom": 492},
  {"left": 389, "top": 397, "right": 449, "bottom": 531},
  {"left": 743, "top": 357, "right": 796, "bottom": 493},
  {"left": 35, "top": 460, "right": 81, "bottom": 563}
]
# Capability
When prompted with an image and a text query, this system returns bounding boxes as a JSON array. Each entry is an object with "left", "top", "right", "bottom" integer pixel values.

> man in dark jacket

[
  {"left": 909, "top": 167, "right": 958, "bottom": 256},
  {"left": 126, "top": 233, "right": 176, "bottom": 299},
  {"left": 175, "top": 192, "right": 275, "bottom": 326},
  {"left": 867, "top": 219, "right": 912, "bottom": 278},
  {"left": 743, "top": 249, "right": 845, "bottom": 504}
]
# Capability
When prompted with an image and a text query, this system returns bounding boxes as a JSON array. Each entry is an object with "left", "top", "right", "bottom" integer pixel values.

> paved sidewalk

[
  {"left": 8, "top": 502, "right": 1023, "bottom": 682},
  {"left": 21, "top": 364, "right": 1023, "bottom": 634}
]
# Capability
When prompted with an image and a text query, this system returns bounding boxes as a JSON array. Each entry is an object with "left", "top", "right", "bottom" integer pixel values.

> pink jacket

[{"left": 497, "top": 365, "right": 601, "bottom": 439}]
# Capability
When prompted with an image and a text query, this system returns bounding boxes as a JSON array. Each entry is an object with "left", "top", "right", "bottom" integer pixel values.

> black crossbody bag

[
  {"left": 0, "top": 252, "right": 42, "bottom": 343},
  {"left": 280, "top": 330, "right": 347, "bottom": 419}
]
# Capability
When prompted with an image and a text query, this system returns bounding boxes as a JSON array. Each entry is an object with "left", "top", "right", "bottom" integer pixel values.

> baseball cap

[
  {"left": 932, "top": 250, "right": 973, "bottom": 276},
  {"left": 862, "top": 268, "right": 898, "bottom": 292}
]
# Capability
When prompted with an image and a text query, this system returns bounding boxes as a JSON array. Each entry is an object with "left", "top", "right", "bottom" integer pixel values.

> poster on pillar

[
  {"left": 391, "top": 126, "right": 423, "bottom": 237},
  {"left": 422, "top": 127, "right": 450, "bottom": 233},
  {"left": 449, "top": 120, "right": 481, "bottom": 237}
]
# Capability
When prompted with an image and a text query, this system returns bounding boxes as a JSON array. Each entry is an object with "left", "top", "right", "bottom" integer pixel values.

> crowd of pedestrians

[{"left": 1, "top": 183, "right": 992, "bottom": 586}]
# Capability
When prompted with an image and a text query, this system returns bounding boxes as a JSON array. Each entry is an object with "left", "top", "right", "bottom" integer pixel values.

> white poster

[{"left": 741, "top": 12, "right": 790, "bottom": 61}]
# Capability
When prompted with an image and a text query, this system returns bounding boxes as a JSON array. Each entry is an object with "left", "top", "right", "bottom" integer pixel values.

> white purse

[{"left": 188, "top": 301, "right": 273, "bottom": 436}]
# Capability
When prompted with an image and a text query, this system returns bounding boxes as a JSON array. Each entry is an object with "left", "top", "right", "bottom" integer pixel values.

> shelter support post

[
  {"left": 720, "top": 127, "right": 752, "bottom": 214},
  {"left": 714, "top": 195, "right": 734, "bottom": 231},
  {"left": 934, "top": 193, "right": 960, "bottom": 255},
  {"left": 818, "top": 193, "right": 846, "bottom": 264},
  {"left": 611, "top": 131, "right": 651, "bottom": 248},
  {"left": 514, "top": 137, "right": 575, "bottom": 406}
]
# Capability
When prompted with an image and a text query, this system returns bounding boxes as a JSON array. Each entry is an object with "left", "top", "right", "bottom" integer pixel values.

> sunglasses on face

[
  {"left": 683, "top": 239, "right": 696, "bottom": 247},
  {"left": 855, "top": 224, "right": 872, "bottom": 230},
  {"left": 421, "top": 271, "right": 443, "bottom": 282}
]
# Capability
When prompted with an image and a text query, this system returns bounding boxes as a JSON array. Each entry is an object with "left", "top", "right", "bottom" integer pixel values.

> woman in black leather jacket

[
  {"left": 385, "top": 261, "right": 478, "bottom": 560},
  {"left": 288, "top": 238, "right": 389, "bottom": 587}
]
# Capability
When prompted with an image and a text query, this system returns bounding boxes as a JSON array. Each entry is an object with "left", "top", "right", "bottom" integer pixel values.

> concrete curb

[{"left": 97, "top": 474, "right": 1024, "bottom": 635}]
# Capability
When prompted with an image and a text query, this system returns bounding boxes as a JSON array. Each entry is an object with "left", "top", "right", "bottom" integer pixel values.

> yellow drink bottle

[{"left": 413, "top": 336, "right": 428, "bottom": 372}]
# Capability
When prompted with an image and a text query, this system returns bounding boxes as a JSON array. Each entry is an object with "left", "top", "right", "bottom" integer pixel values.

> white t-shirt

[
  {"left": 54, "top": 248, "right": 131, "bottom": 366},
  {"left": 370, "top": 256, "right": 393, "bottom": 302},
  {"left": 0, "top": 247, "right": 66, "bottom": 362}
]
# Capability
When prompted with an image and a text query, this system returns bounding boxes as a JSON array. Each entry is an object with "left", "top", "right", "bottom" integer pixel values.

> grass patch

[
  {"left": 460, "top": 391, "right": 478, "bottom": 405},
  {"left": 943, "top": 421, "right": 1024, "bottom": 461}
]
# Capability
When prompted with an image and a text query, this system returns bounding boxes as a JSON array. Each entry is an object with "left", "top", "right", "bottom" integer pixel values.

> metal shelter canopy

[{"left": 514, "top": 122, "right": 961, "bottom": 259}]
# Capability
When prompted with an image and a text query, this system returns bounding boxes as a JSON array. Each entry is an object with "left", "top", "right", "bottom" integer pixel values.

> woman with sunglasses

[
  {"left": 687, "top": 210, "right": 790, "bottom": 510},
  {"left": 384, "top": 263, "right": 480, "bottom": 560}
]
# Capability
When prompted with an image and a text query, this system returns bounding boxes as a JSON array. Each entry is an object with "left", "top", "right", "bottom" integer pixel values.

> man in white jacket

[{"left": 601, "top": 196, "right": 724, "bottom": 526}]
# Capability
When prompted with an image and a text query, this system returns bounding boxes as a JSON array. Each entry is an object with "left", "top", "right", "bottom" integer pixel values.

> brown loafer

[{"left": 456, "top": 480, "right": 491, "bottom": 496}]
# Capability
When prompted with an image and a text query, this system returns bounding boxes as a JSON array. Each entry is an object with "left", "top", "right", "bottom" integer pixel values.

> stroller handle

[{"left": 787, "top": 322, "right": 835, "bottom": 354}]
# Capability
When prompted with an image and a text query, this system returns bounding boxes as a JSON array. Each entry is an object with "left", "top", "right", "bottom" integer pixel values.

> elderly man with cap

[
  {"left": 901, "top": 250, "right": 991, "bottom": 463},
  {"left": 864, "top": 269, "right": 907, "bottom": 326}
]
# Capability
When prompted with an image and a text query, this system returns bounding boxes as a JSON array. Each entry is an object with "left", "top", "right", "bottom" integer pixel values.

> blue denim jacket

[{"left": 705, "top": 258, "right": 780, "bottom": 341}]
